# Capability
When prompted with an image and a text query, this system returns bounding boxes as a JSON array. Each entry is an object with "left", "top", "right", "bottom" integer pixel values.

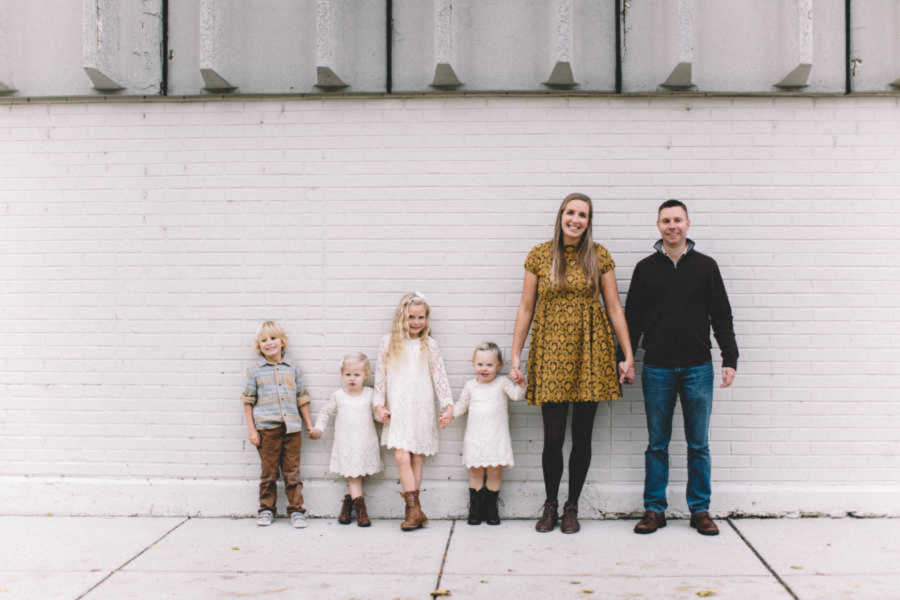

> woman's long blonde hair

[
  {"left": 386, "top": 292, "right": 431, "bottom": 364},
  {"left": 550, "top": 192, "right": 604, "bottom": 295}
]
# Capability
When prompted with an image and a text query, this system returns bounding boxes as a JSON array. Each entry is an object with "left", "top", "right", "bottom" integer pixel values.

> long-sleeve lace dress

[
  {"left": 313, "top": 387, "right": 383, "bottom": 478},
  {"left": 453, "top": 376, "right": 525, "bottom": 468},
  {"left": 373, "top": 335, "right": 453, "bottom": 456}
]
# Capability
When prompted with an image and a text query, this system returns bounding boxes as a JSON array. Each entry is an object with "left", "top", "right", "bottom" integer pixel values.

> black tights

[{"left": 541, "top": 401, "right": 600, "bottom": 505}]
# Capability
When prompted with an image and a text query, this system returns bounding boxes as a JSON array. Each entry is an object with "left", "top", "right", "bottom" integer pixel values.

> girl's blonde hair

[
  {"left": 472, "top": 342, "right": 503, "bottom": 365},
  {"left": 550, "top": 192, "right": 604, "bottom": 295},
  {"left": 255, "top": 320, "right": 288, "bottom": 359},
  {"left": 341, "top": 352, "right": 372, "bottom": 378},
  {"left": 386, "top": 292, "right": 431, "bottom": 364}
]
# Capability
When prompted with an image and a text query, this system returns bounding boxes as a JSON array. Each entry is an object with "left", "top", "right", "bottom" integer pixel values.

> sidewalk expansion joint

[
  {"left": 726, "top": 517, "right": 799, "bottom": 600},
  {"left": 75, "top": 516, "right": 191, "bottom": 600},
  {"left": 431, "top": 518, "right": 456, "bottom": 599}
]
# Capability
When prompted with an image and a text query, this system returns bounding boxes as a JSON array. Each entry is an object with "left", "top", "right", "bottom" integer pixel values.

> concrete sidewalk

[{"left": 4, "top": 515, "right": 899, "bottom": 600}]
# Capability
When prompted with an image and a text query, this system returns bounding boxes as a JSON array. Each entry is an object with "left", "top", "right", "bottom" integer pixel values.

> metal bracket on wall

[
  {"left": 0, "top": 80, "right": 16, "bottom": 95},
  {"left": 83, "top": 0, "right": 125, "bottom": 92},
  {"left": 315, "top": 66, "right": 348, "bottom": 91},
  {"left": 890, "top": 78, "right": 900, "bottom": 90},
  {"left": 543, "top": 61, "right": 578, "bottom": 89},
  {"left": 431, "top": 63, "right": 462, "bottom": 90},
  {"left": 660, "top": 62, "right": 694, "bottom": 91},
  {"left": 83, "top": 67, "right": 124, "bottom": 91},
  {"left": 775, "top": 63, "right": 812, "bottom": 90},
  {"left": 200, "top": 68, "right": 236, "bottom": 93}
]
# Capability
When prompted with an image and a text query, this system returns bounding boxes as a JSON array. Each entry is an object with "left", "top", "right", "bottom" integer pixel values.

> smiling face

[
  {"left": 341, "top": 362, "right": 367, "bottom": 394},
  {"left": 407, "top": 303, "right": 428, "bottom": 338},
  {"left": 561, "top": 199, "right": 590, "bottom": 245},
  {"left": 657, "top": 205, "right": 691, "bottom": 248},
  {"left": 258, "top": 334, "right": 284, "bottom": 362},
  {"left": 472, "top": 349, "right": 501, "bottom": 383}
]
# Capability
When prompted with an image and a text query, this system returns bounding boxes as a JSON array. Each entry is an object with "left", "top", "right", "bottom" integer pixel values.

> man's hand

[
  {"left": 721, "top": 367, "right": 736, "bottom": 388},
  {"left": 618, "top": 360, "right": 635, "bottom": 384}
]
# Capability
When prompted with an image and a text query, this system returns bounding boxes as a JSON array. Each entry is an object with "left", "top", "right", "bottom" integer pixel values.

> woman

[{"left": 510, "top": 192, "right": 634, "bottom": 534}]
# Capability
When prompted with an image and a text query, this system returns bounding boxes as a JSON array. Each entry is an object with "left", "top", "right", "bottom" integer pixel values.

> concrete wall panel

[
  {"left": 0, "top": 0, "right": 162, "bottom": 97},
  {"left": 167, "top": 0, "right": 385, "bottom": 95},
  {"left": 392, "top": 0, "right": 615, "bottom": 92},
  {"left": 623, "top": 0, "right": 845, "bottom": 93},
  {"left": 851, "top": 0, "right": 900, "bottom": 92}
]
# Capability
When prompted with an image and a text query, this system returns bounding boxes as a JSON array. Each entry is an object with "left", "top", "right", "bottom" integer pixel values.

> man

[{"left": 624, "top": 199, "right": 738, "bottom": 536}]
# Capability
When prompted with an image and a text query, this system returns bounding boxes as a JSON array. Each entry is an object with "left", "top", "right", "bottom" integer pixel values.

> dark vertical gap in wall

[
  {"left": 386, "top": 0, "right": 393, "bottom": 93},
  {"left": 844, "top": 0, "right": 852, "bottom": 94},
  {"left": 614, "top": 0, "right": 622, "bottom": 93},
  {"left": 160, "top": 0, "right": 169, "bottom": 95}
]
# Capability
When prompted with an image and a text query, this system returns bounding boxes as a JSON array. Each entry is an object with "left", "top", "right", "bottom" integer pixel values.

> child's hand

[
  {"left": 248, "top": 429, "right": 260, "bottom": 447},
  {"left": 510, "top": 362, "right": 525, "bottom": 385},
  {"left": 376, "top": 405, "right": 391, "bottom": 424},
  {"left": 308, "top": 428, "right": 323, "bottom": 440},
  {"left": 438, "top": 406, "right": 453, "bottom": 429}
]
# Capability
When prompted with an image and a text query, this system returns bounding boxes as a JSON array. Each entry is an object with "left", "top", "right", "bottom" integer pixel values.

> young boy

[{"left": 241, "top": 321, "right": 315, "bottom": 528}]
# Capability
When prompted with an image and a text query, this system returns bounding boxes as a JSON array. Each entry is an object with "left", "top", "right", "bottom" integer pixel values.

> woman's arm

[
  {"left": 510, "top": 271, "right": 538, "bottom": 385},
  {"left": 600, "top": 269, "right": 635, "bottom": 383}
]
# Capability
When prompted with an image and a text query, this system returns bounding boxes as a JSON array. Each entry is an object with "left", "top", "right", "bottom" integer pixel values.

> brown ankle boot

[
  {"left": 338, "top": 494, "right": 352, "bottom": 525},
  {"left": 535, "top": 499, "right": 558, "bottom": 532},
  {"left": 560, "top": 501, "right": 580, "bottom": 534},
  {"left": 401, "top": 491, "right": 425, "bottom": 530},
  {"left": 352, "top": 496, "right": 371, "bottom": 527}
]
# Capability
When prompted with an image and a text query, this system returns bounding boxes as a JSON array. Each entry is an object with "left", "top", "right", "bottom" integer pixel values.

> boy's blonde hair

[
  {"left": 255, "top": 320, "right": 288, "bottom": 359},
  {"left": 341, "top": 352, "right": 372, "bottom": 378},
  {"left": 472, "top": 341, "right": 503, "bottom": 365},
  {"left": 386, "top": 292, "right": 431, "bottom": 364}
]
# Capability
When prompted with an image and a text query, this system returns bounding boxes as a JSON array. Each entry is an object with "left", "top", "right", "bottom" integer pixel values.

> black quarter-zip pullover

[{"left": 624, "top": 239, "right": 738, "bottom": 370}]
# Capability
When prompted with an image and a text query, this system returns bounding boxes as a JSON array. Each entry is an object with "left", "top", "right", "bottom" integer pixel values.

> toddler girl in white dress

[
  {"left": 310, "top": 352, "right": 382, "bottom": 527},
  {"left": 373, "top": 292, "right": 454, "bottom": 531},
  {"left": 452, "top": 342, "right": 525, "bottom": 526}
]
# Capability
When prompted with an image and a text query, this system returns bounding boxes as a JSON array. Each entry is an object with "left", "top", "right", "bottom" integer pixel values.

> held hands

[
  {"left": 618, "top": 359, "right": 636, "bottom": 384},
  {"left": 375, "top": 405, "right": 391, "bottom": 424},
  {"left": 308, "top": 428, "right": 323, "bottom": 440},
  {"left": 438, "top": 405, "right": 453, "bottom": 429},
  {"left": 509, "top": 359, "right": 525, "bottom": 386},
  {"left": 721, "top": 367, "right": 736, "bottom": 388}
]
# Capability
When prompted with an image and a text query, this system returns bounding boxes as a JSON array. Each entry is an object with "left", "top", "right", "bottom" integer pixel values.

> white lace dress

[
  {"left": 453, "top": 376, "right": 525, "bottom": 468},
  {"left": 313, "top": 387, "right": 383, "bottom": 478},
  {"left": 374, "top": 335, "right": 453, "bottom": 456}
]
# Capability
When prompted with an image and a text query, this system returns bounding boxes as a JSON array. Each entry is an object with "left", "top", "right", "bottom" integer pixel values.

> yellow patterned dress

[{"left": 524, "top": 241, "right": 621, "bottom": 405}]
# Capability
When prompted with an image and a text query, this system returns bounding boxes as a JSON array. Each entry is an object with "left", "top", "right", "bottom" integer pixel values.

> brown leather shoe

[
  {"left": 690, "top": 511, "right": 719, "bottom": 536},
  {"left": 560, "top": 502, "right": 580, "bottom": 534},
  {"left": 352, "top": 496, "right": 371, "bottom": 527},
  {"left": 338, "top": 494, "right": 352, "bottom": 525},
  {"left": 535, "top": 500, "right": 558, "bottom": 533},
  {"left": 633, "top": 510, "right": 667, "bottom": 534},
  {"left": 401, "top": 490, "right": 427, "bottom": 531}
]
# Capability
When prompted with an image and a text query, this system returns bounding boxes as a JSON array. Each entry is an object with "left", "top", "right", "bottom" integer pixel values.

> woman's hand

[
  {"left": 618, "top": 358, "right": 635, "bottom": 384},
  {"left": 510, "top": 359, "right": 525, "bottom": 385},
  {"left": 375, "top": 405, "right": 391, "bottom": 424}
]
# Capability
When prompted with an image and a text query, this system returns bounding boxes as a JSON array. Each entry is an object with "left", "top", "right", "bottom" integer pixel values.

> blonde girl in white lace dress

[
  {"left": 310, "top": 352, "right": 382, "bottom": 527},
  {"left": 373, "top": 292, "right": 454, "bottom": 531},
  {"left": 451, "top": 342, "right": 525, "bottom": 526}
]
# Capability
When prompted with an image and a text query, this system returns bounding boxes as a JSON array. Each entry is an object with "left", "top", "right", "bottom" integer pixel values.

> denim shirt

[{"left": 241, "top": 358, "right": 311, "bottom": 433}]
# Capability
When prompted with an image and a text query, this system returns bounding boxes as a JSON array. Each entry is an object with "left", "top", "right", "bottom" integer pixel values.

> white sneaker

[
  {"left": 291, "top": 511, "right": 308, "bottom": 529},
  {"left": 256, "top": 510, "right": 274, "bottom": 526}
]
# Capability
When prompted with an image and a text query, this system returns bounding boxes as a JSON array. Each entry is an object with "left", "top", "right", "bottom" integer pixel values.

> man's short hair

[{"left": 658, "top": 199, "right": 688, "bottom": 219}]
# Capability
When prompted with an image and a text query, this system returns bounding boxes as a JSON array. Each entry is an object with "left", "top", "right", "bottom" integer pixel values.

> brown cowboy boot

[
  {"left": 401, "top": 491, "right": 421, "bottom": 530},
  {"left": 352, "top": 496, "right": 371, "bottom": 527},
  {"left": 337, "top": 494, "right": 353, "bottom": 525}
]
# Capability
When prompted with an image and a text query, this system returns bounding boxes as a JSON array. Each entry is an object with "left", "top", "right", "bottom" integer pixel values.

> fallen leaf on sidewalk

[
  {"left": 570, "top": 581, "right": 581, "bottom": 584},
  {"left": 697, "top": 591, "right": 716, "bottom": 597},
  {"left": 231, "top": 546, "right": 240, "bottom": 551},
  {"left": 790, "top": 565, "right": 803, "bottom": 570},
  {"left": 581, "top": 590, "right": 594, "bottom": 595},
  {"left": 432, "top": 589, "right": 451, "bottom": 597}
]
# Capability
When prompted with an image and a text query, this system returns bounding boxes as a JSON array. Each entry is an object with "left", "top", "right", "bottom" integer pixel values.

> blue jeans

[{"left": 641, "top": 362, "right": 714, "bottom": 514}]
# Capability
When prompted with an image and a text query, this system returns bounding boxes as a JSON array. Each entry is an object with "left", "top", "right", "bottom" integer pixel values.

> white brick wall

[{"left": 2, "top": 95, "right": 899, "bottom": 517}]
